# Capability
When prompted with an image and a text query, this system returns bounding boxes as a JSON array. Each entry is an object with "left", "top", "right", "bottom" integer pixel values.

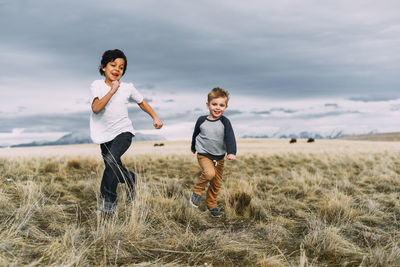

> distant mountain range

[
  {"left": 10, "top": 132, "right": 166, "bottom": 148},
  {"left": 243, "top": 130, "right": 400, "bottom": 141},
  {"left": 242, "top": 129, "right": 349, "bottom": 139},
  {"left": 5, "top": 130, "right": 400, "bottom": 148}
]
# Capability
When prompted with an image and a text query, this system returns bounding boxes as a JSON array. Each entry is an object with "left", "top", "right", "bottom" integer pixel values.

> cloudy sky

[{"left": 1, "top": 0, "right": 400, "bottom": 146}]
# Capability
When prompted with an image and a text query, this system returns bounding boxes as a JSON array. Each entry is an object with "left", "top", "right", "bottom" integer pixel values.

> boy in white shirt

[{"left": 90, "top": 49, "right": 163, "bottom": 213}]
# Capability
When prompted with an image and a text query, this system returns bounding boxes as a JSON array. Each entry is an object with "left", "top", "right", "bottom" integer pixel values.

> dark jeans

[{"left": 100, "top": 132, "right": 136, "bottom": 203}]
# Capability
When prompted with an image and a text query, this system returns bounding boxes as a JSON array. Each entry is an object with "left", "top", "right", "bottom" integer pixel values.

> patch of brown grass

[
  {"left": 1, "top": 141, "right": 400, "bottom": 265},
  {"left": 67, "top": 158, "right": 81, "bottom": 169}
]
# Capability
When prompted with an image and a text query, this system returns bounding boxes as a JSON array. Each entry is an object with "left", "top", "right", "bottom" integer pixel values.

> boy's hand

[
  {"left": 191, "top": 149, "right": 196, "bottom": 154},
  {"left": 226, "top": 154, "right": 236, "bottom": 161},
  {"left": 111, "top": 81, "right": 120, "bottom": 94},
  {"left": 153, "top": 118, "right": 163, "bottom": 129}
]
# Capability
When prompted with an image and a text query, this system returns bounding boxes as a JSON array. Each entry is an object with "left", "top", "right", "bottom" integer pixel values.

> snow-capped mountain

[
  {"left": 242, "top": 128, "right": 378, "bottom": 139},
  {"left": 10, "top": 131, "right": 166, "bottom": 147}
]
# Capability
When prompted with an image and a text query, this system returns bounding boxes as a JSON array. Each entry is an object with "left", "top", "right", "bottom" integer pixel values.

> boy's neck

[
  {"left": 104, "top": 79, "right": 115, "bottom": 87},
  {"left": 207, "top": 115, "right": 222, "bottom": 120}
]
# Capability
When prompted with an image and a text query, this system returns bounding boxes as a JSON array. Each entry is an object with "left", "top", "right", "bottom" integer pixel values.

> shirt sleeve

[
  {"left": 222, "top": 117, "right": 237, "bottom": 155},
  {"left": 191, "top": 116, "right": 205, "bottom": 152},
  {"left": 90, "top": 81, "right": 101, "bottom": 102},
  {"left": 128, "top": 83, "right": 144, "bottom": 104}
]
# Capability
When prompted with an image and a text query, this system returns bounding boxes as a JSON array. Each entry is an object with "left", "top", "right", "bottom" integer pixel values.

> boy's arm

[
  {"left": 223, "top": 117, "right": 237, "bottom": 159},
  {"left": 91, "top": 81, "right": 119, "bottom": 114},
  {"left": 191, "top": 116, "right": 204, "bottom": 153},
  {"left": 138, "top": 100, "right": 163, "bottom": 129}
]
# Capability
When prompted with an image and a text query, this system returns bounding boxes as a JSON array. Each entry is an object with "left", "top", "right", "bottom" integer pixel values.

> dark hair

[{"left": 99, "top": 49, "right": 128, "bottom": 76}]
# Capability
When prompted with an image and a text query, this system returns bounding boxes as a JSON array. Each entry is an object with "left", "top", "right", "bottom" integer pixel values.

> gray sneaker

[
  {"left": 208, "top": 207, "right": 222, "bottom": 218},
  {"left": 99, "top": 201, "right": 116, "bottom": 213},
  {"left": 190, "top": 192, "right": 201, "bottom": 208}
]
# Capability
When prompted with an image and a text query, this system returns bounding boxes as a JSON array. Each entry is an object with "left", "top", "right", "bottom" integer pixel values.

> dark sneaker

[
  {"left": 190, "top": 192, "right": 201, "bottom": 208},
  {"left": 208, "top": 207, "right": 222, "bottom": 218},
  {"left": 99, "top": 201, "right": 116, "bottom": 213}
]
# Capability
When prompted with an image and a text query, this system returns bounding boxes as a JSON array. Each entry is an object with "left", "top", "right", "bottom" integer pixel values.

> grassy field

[
  {"left": 341, "top": 132, "right": 400, "bottom": 142},
  {"left": 0, "top": 139, "right": 399, "bottom": 266}
]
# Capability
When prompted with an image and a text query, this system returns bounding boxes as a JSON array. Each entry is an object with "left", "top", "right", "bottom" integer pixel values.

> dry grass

[
  {"left": 341, "top": 131, "right": 400, "bottom": 142},
  {"left": 0, "top": 139, "right": 400, "bottom": 266}
]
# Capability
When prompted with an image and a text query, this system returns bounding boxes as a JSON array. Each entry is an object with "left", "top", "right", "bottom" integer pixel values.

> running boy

[
  {"left": 190, "top": 87, "right": 237, "bottom": 217},
  {"left": 90, "top": 49, "right": 163, "bottom": 213}
]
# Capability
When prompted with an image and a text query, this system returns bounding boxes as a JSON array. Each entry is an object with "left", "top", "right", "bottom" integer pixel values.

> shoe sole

[
  {"left": 98, "top": 209, "right": 115, "bottom": 214},
  {"left": 190, "top": 200, "right": 199, "bottom": 208},
  {"left": 98, "top": 207, "right": 115, "bottom": 212},
  {"left": 208, "top": 208, "right": 222, "bottom": 217},
  {"left": 98, "top": 204, "right": 116, "bottom": 213},
  {"left": 209, "top": 213, "right": 222, "bottom": 218}
]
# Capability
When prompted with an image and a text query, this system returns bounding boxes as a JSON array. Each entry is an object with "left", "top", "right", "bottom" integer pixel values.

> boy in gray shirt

[{"left": 190, "top": 87, "right": 237, "bottom": 217}]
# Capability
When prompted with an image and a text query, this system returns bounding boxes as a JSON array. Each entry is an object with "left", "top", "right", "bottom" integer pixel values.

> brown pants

[{"left": 193, "top": 154, "right": 225, "bottom": 209}]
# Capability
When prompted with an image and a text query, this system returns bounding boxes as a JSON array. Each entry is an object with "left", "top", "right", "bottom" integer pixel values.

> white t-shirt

[{"left": 89, "top": 79, "right": 144, "bottom": 144}]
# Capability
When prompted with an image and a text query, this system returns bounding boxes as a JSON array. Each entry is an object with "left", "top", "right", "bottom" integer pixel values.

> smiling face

[
  {"left": 102, "top": 58, "right": 125, "bottom": 86},
  {"left": 207, "top": 97, "right": 228, "bottom": 120}
]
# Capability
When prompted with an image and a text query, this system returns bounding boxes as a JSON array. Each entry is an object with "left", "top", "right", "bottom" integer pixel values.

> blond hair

[{"left": 207, "top": 87, "right": 230, "bottom": 103}]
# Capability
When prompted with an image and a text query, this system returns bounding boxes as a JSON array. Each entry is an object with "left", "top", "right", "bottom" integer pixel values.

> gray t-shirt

[{"left": 191, "top": 115, "right": 236, "bottom": 160}]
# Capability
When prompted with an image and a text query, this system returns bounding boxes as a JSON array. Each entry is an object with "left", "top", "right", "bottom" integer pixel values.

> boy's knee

[
  {"left": 104, "top": 153, "right": 117, "bottom": 166},
  {"left": 202, "top": 169, "right": 215, "bottom": 180}
]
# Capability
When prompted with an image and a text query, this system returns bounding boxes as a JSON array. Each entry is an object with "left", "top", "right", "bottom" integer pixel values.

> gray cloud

[
  {"left": 2, "top": 0, "right": 400, "bottom": 145},
  {"left": 0, "top": 112, "right": 90, "bottom": 133},
  {"left": 136, "top": 84, "right": 156, "bottom": 90},
  {"left": 0, "top": 108, "right": 152, "bottom": 133},
  {"left": 390, "top": 104, "right": 400, "bottom": 111},
  {"left": 348, "top": 96, "right": 399, "bottom": 102},
  {"left": 249, "top": 108, "right": 360, "bottom": 120},
  {"left": 252, "top": 108, "right": 297, "bottom": 115},
  {"left": 224, "top": 110, "right": 242, "bottom": 116},
  {"left": 295, "top": 111, "right": 360, "bottom": 119},
  {"left": 252, "top": 111, "right": 271, "bottom": 115},
  {"left": 270, "top": 108, "right": 297, "bottom": 114},
  {"left": 1, "top": 0, "right": 400, "bottom": 101},
  {"left": 324, "top": 103, "right": 339, "bottom": 108}
]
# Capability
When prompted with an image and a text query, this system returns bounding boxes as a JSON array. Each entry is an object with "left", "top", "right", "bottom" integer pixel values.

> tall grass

[{"left": 0, "top": 142, "right": 400, "bottom": 265}]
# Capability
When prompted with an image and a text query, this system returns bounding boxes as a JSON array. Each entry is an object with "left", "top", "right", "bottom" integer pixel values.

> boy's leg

[
  {"left": 111, "top": 134, "right": 136, "bottom": 200},
  {"left": 193, "top": 155, "right": 216, "bottom": 195},
  {"left": 126, "top": 170, "right": 136, "bottom": 201},
  {"left": 206, "top": 159, "right": 224, "bottom": 209},
  {"left": 100, "top": 141, "right": 117, "bottom": 203},
  {"left": 100, "top": 132, "right": 133, "bottom": 203}
]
